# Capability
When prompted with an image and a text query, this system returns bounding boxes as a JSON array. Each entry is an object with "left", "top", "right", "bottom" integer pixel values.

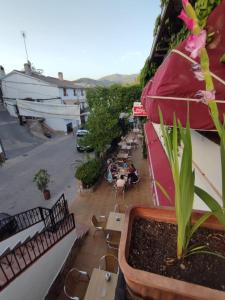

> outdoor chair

[
  {"left": 106, "top": 232, "right": 121, "bottom": 250},
  {"left": 114, "top": 203, "right": 128, "bottom": 214},
  {"left": 64, "top": 267, "right": 90, "bottom": 300},
  {"left": 114, "top": 185, "right": 125, "bottom": 200},
  {"left": 131, "top": 173, "right": 140, "bottom": 187},
  {"left": 99, "top": 254, "right": 119, "bottom": 274},
  {"left": 91, "top": 215, "right": 107, "bottom": 236}
]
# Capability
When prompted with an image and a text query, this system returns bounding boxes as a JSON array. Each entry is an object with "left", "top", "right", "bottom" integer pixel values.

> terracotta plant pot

[
  {"left": 119, "top": 206, "right": 225, "bottom": 300},
  {"left": 43, "top": 189, "right": 51, "bottom": 200}
]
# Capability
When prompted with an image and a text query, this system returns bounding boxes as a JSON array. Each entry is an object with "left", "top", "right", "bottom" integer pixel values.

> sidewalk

[{"left": 56, "top": 144, "right": 153, "bottom": 299}]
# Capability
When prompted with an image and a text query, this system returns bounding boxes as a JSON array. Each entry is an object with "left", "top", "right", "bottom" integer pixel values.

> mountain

[
  {"left": 99, "top": 74, "right": 138, "bottom": 85},
  {"left": 73, "top": 77, "right": 109, "bottom": 88},
  {"left": 73, "top": 73, "right": 138, "bottom": 88}
]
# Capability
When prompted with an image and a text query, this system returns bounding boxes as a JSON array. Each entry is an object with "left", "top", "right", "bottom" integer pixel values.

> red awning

[
  {"left": 144, "top": 121, "right": 174, "bottom": 207},
  {"left": 143, "top": 1, "right": 225, "bottom": 130},
  {"left": 141, "top": 79, "right": 152, "bottom": 109}
]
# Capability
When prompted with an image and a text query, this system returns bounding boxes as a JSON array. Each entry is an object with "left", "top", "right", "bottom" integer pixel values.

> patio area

[{"left": 55, "top": 141, "right": 153, "bottom": 300}]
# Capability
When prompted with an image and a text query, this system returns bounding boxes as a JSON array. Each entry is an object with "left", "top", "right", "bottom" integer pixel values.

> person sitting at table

[
  {"left": 122, "top": 160, "right": 129, "bottom": 169},
  {"left": 128, "top": 164, "right": 138, "bottom": 184},
  {"left": 116, "top": 175, "right": 126, "bottom": 188},
  {"left": 108, "top": 162, "right": 118, "bottom": 180},
  {"left": 106, "top": 169, "right": 113, "bottom": 183}
]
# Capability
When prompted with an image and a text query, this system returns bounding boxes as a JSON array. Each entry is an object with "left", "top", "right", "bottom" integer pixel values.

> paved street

[
  {"left": 0, "top": 134, "right": 87, "bottom": 214},
  {"left": 0, "top": 108, "right": 44, "bottom": 159}
]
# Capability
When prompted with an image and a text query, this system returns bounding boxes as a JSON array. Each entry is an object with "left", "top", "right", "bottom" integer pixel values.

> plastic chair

[
  {"left": 114, "top": 203, "right": 128, "bottom": 214},
  {"left": 91, "top": 215, "right": 107, "bottom": 236},
  {"left": 99, "top": 254, "right": 119, "bottom": 274},
  {"left": 106, "top": 232, "right": 121, "bottom": 250},
  {"left": 64, "top": 268, "right": 90, "bottom": 300},
  {"left": 131, "top": 174, "right": 140, "bottom": 186}
]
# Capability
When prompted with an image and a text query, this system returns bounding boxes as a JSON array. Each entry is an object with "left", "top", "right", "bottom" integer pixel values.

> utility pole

[{"left": 21, "top": 31, "right": 29, "bottom": 63}]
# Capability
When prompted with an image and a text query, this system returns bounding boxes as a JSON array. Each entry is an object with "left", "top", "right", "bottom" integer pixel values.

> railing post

[
  {"left": 49, "top": 210, "right": 56, "bottom": 231},
  {"left": 39, "top": 207, "right": 44, "bottom": 222}
]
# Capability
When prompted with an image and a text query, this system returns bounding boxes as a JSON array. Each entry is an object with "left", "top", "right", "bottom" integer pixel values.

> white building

[{"left": 1, "top": 63, "right": 88, "bottom": 132}]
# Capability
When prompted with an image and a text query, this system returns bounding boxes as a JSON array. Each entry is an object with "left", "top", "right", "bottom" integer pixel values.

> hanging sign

[{"left": 132, "top": 102, "right": 147, "bottom": 117}]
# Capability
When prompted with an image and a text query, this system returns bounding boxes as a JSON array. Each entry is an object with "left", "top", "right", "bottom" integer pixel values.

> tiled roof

[{"left": 15, "top": 71, "right": 83, "bottom": 89}]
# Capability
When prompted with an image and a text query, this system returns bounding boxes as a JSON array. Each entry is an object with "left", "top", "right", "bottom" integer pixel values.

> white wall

[
  {"left": 4, "top": 100, "right": 17, "bottom": 117},
  {"left": 0, "top": 222, "right": 44, "bottom": 256},
  {"left": 59, "top": 87, "right": 86, "bottom": 102},
  {"left": 2, "top": 72, "right": 60, "bottom": 101},
  {"left": 45, "top": 118, "right": 80, "bottom": 132},
  {"left": 16, "top": 100, "right": 81, "bottom": 132},
  {"left": 192, "top": 131, "right": 222, "bottom": 210},
  {"left": 0, "top": 229, "right": 77, "bottom": 300},
  {"left": 152, "top": 123, "right": 222, "bottom": 211}
]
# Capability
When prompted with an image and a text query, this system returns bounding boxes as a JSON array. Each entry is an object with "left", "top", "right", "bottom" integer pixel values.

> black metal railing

[
  {"left": 0, "top": 213, "right": 75, "bottom": 290},
  {"left": 0, "top": 207, "right": 42, "bottom": 241},
  {"left": 0, "top": 194, "right": 69, "bottom": 242}
]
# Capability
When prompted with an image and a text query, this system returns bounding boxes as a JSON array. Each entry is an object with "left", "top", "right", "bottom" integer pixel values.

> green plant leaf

[
  {"left": 187, "top": 250, "right": 225, "bottom": 260},
  {"left": 188, "top": 245, "right": 207, "bottom": 252},
  {"left": 220, "top": 139, "right": 225, "bottom": 208},
  {"left": 195, "top": 186, "right": 225, "bottom": 228},
  {"left": 156, "top": 181, "right": 172, "bottom": 203},
  {"left": 187, "top": 212, "right": 211, "bottom": 246},
  {"left": 220, "top": 53, "right": 225, "bottom": 63}
]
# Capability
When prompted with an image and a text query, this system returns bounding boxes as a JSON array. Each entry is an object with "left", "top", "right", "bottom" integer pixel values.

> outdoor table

[
  {"left": 121, "top": 145, "right": 132, "bottom": 151},
  {"left": 84, "top": 268, "right": 118, "bottom": 300},
  {"left": 118, "top": 141, "right": 125, "bottom": 147},
  {"left": 126, "top": 138, "right": 134, "bottom": 144},
  {"left": 106, "top": 212, "right": 125, "bottom": 232},
  {"left": 117, "top": 152, "right": 128, "bottom": 159},
  {"left": 133, "top": 128, "right": 140, "bottom": 133},
  {"left": 137, "top": 133, "right": 144, "bottom": 139}
]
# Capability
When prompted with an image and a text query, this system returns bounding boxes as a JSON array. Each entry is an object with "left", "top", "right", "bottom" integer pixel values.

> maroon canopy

[
  {"left": 143, "top": 1, "right": 225, "bottom": 130},
  {"left": 144, "top": 121, "right": 174, "bottom": 206},
  {"left": 140, "top": 79, "right": 152, "bottom": 109}
]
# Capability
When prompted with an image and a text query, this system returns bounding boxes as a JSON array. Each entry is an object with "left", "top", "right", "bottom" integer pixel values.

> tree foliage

[{"left": 84, "top": 84, "right": 141, "bottom": 154}]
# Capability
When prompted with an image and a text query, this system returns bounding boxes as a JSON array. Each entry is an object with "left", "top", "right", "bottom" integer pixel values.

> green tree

[
  {"left": 85, "top": 84, "right": 141, "bottom": 154},
  {"left": 85, "top": 105, "right": 120, "bottom": 154}
]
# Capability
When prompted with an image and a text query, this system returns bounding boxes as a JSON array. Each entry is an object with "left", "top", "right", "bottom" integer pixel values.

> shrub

[{"left": 75, "top": 159, "right": 102, "bottom": 188}]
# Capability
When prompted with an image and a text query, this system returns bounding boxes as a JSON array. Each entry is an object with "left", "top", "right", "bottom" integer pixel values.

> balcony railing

[
  {"left": 0, "top": 213, "right": 75, "bottom": 290},
  {"left": 0, "top": 194, "right": 69, "bottom": 242}
]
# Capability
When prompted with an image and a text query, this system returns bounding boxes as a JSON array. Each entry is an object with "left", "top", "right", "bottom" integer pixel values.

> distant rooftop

[{"left": 14, "top": 70, "right": 84, "bottom": 89}]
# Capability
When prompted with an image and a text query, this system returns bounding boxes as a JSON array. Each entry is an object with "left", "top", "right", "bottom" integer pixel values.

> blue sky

[{"left": 1, "top": 0, "right": 161, "bottom": 79}]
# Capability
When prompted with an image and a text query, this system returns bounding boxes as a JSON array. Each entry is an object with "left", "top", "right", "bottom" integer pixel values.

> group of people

[{"left": 106, "top": 158, "right": 139, "bottom": 188}]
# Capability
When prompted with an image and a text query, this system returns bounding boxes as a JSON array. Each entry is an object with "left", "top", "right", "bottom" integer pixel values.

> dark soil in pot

[{"left": 128, "top": 217, "right": 225, "bottom": 291}]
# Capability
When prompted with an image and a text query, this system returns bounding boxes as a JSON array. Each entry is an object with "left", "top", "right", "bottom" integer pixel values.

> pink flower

[
  {"left": 194, "top": 71, "right": 205, "bottom": 81},
  {"left": 185, "top": 30, "right": 206, "bottom": 58},
  {"left": 195, "top": 90, "right": 215, "bottom": 104},
  {"left": 178, "top": 10, "right": 194, "bottom": 30},
  {"left": 182, "top": 0, "right": 189, "bottom": 8}
]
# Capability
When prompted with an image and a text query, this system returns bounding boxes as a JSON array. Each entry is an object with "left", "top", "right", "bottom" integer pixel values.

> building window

[
  {"left": 74, "top": 89, "right": 77, "bottom": 96},
  {"left": 63, "top": 88, "right": 67, "bottom": 96},
  {"left": 81, "top": 89, "right": 84, "bottom": 96}
]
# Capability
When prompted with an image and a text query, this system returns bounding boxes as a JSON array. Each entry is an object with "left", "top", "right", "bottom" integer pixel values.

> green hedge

[{"left": 75, "top": 159, "right": 102, "bottom": 188}]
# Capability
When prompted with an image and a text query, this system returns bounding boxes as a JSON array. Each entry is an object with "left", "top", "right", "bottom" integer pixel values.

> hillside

[
  {"left": 99, "top": 73, "right": 138, "bottom": 85},
  {"left": 73, "top": 73, "right": 138, "bottom": 88}
]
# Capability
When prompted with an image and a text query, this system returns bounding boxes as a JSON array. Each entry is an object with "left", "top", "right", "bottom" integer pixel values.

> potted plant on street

[
  {"left": 33, "top": 169, "right": 51, "bottom": 200},
  {"left": 119, "top": 1, "right": 225, "bottom": 299}
]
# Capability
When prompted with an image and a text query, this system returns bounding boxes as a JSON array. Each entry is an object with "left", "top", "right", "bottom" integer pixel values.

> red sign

[{"left": 132, "top": 103, "right": 147, "bottom": 117}]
